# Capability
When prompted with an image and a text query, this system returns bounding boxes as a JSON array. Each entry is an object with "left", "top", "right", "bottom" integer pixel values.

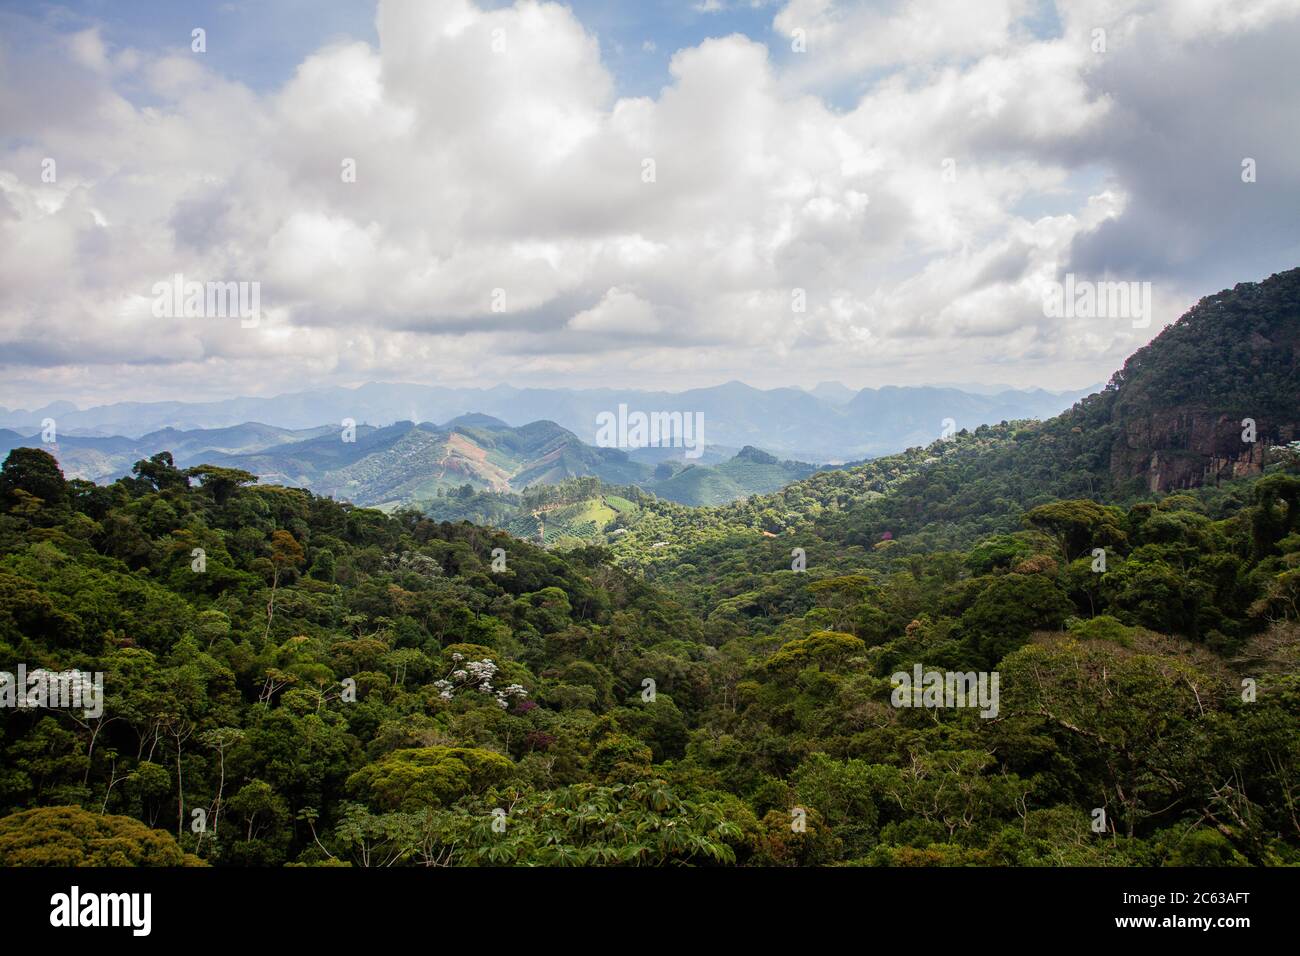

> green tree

[
  {"left": 346, "top": 747, "right": 514, "bottom": 813},
  {"left": 0, "top": 447, "right": 67, "bottom": 509},
  {"left": 1024, "top": 500, "right": 1128, "bottom": 562},
  {"left": 0, "top": 806, "right": 204, "bottom": 866}
]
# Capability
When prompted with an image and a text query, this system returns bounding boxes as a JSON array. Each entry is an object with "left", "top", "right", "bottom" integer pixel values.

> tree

[
  {"left": 226, "top": 780, "right": 290, "bottom": 851},
  {"left": 1001, "top": 637, "right": 1221, "bottom": 840},
  {"left": 263, "top": 530, "right": 306, "bottom": 641},
  {"left": 186, "top": 465, "right": 258, "bottom": 505},
  {"left": 1024, "top": 500, "right": 1128, "bottom": 562},
  {"left": 960, "top": 574, "right": 1074, "bottom": 664},
  {"left": 0, "top": 806, "right": 203, "bottom": 866},
  {"left": 309, "top": 547, "right": 337, "bottom": 582},
  {"left": 790, "top": 753, "right": 879, "bottom": 856},
  {"left": 131, "top": 452, "right": 189, "bottom": 493},
  {"left": 764, "top": 631, "right": 866, "bottom": 675},
  {"left": 346, "top": 747, "right": 514, "bottom": 813},
  {"left": 416, "top": 781, "right": 748, "bottom": 866},
  {"left": 0, "top": 447, "right": 67, "bottom": 509},
  {"left": 807, "top": 575, "right": 878, "bottom": 635},
  {"left": 1251, "top": 474, "right": 1300, "bottom": 556}
]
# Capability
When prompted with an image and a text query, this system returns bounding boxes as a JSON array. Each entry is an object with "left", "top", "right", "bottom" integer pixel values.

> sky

[{"left": 1, "top": 0, "right": 1298, "bottom": 409}]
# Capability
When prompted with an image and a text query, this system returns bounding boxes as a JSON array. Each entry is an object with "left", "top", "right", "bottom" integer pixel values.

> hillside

[
  {"left": 1, "top": 387, "right": 1296, "bottom": 869},
  {"left": 1106, "top": 270, "right": 1300, "bottom": 491},
  {"left": 210, "top": 420, "right": 824, "bottom": 510},
  {"left": 4, "top": 415, "right": 825, "bottom": 511},
  {"left": 648, "top": 446, "right": 819, "bottom": 506},
  {"left": 605, "top": 268, "right": 1300, "bottom": 593},
  {"left": 416, "top": 444, "right": 819, "bottom": 539},
  {"left": 200, "top": 419, "right": 644, "bottom": 508},
  {"left": 0, "top": 268, "right": 1296, "bottom": 870}
]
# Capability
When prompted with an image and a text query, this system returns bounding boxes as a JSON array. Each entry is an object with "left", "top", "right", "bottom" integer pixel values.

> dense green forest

[
  {"left": 1, "top": 439, "right": 1296, "bottom": 866},
  {"left": 0, "top": 272, "right": 1298, "bottom": 867}
]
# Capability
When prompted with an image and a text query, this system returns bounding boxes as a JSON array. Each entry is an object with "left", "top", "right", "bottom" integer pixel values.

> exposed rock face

[
  {"left": 1099, "top": 268, "right": 1300, "bottom": 494},
  {"left": 1112, "top": 411, "right": 1295, "bottom": 493}
]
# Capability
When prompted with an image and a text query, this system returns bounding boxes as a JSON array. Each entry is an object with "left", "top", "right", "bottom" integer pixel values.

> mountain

[
  {"left": 605, "top": 266, "right": 1300, "bottom": 578},
  {"left": 0, "top": 412, "right": 824, "bottom": 509},
  {"left": 0, "top": 380, "right": 1093, "bottom": 462},
  {"left": 645, "top": 445, "right": 820, "bottom": 506},
  {"left": 626, "top": 443, "right": 735, "bottom": 466},
  {"left": 199, "top": 418, "right": 821, "bottom": 509},
  {"left": 806, "top": 381, "right": 857, "bottom": 405},
  {"left": 138, "top": 423, "right": 340, "bottom": 462},
  {"left": 198, "top": 419, "right": 651, "bottom": 509},
  {"left": 0, "top": 423, "right": 337, "bottom": 483},
  {"left": 644, "top": 466, "right": 748, "bottom": 508},
  {"left": 837, "top": 385, "right": 1104, "bottom": 455},
  {"left": 10, "top": 268, "right": 1293, "bottom": 517},
  {"left": 413, "top": 442, "right": 821, "bottom": 539},
  {"left": 1106, "top": 270, "right": 1300, "bottom": 491}
]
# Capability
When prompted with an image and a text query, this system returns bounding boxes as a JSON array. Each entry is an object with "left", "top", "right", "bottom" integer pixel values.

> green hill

[{"left": 607, "top": 268, "right": 1300, "bottom": 591}]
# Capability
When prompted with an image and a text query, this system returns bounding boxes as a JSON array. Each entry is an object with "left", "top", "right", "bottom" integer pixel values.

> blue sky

[
  {"left": 3, "top": 0, "right": 792, "bottom": 97},
  {"left": 0, "top": 0, "right": 1070, "bottom": 102}
]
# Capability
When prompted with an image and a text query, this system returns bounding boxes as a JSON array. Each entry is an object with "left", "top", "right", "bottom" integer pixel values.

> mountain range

[
  {"left": 0, "top": 415, "right": 817, "bottom": 509},
  {"left": 422, "top": 268, "right": 1300, "bottom": 551},
  {"left": 605, "top": 267, "right": 1300, "bottom": 573},
  {"left": 8, "top": 257, "right": 1294, "bottom": 521},
  {"left": 0, "top": 381, "right": 1095, "bottom": 463},
  {"left": 10, "top": 261, "right": 1290, "bottom": 517}
]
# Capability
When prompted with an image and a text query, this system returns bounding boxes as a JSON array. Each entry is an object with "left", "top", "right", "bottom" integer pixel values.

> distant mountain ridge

[
  {"left": 0, "top": 422, "right": 335, "bottom": 485},
  {"left": 0, "top": 417, "right": 821, "bottom": 509},
  {"left": 0, "top": 380, "right": 1095, "bottom": 462},
  {"left": 201, "top": 418, "right": 823, "bottom": 509}
]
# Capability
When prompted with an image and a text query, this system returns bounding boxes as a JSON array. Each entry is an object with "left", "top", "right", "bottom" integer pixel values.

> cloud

[
  {"left": 775, "top": 0, "right": 1029, "bottom": 83},
  {"left": 1059, "top": 0, "right": 1300, "bottom": 287},
  {"left": 0, "top": 0, "right": 1296, "bottom": 407},
  {"left": 567, "top": 288, "right": 663, "bottom": 337}
]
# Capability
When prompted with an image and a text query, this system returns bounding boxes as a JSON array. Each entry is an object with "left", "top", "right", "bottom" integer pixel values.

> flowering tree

[{"left": 433, "top": 653, "right": 527, "bottom": 710}]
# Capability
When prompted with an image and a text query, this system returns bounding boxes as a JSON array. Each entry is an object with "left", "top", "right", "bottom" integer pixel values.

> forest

[
  {"left": 0, "top": 271, "right": 1297, "bottom": 867},
  {"left": 0, "top": 434, "right": 1296, "bottom": 866}
]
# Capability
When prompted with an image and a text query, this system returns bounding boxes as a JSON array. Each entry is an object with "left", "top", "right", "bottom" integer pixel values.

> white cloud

[
  {"left": 567, "top": 288, "right": 663, "bottom": 335},
  {"left": 0, "top": 0, "right": 1297, "bottom": 407}
]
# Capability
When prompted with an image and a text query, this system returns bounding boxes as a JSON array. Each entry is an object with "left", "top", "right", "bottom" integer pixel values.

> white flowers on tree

[{"left": 433, "top": 653, "right": 528, "bottom": 709}]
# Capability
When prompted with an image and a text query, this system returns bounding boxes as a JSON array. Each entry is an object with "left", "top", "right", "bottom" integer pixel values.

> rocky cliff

[{"left": 1102, "top": 268, "right": 1300, "bottom": 493}]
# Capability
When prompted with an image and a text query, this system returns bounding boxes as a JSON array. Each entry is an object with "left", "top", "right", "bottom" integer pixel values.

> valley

[{"left": 1, "top": 267, "right": 1297, "bottom": 872}]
